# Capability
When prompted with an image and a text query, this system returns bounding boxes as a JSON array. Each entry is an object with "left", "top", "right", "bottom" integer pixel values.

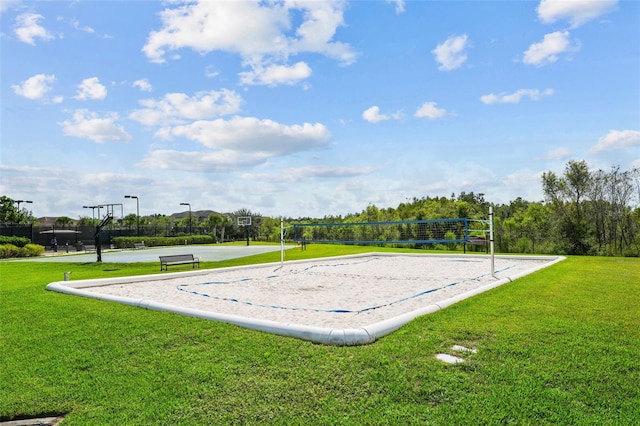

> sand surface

[{"left": 82, "top": 254, "right": 552, "bottom": 329}]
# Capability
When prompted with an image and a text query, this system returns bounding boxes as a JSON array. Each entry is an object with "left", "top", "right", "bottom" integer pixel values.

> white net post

[
  {"left": 280, "top": 217, "right": 285, "bottom": 267},
  {"left": 489, "top": 206, "right": 496, "bottom": 278}
]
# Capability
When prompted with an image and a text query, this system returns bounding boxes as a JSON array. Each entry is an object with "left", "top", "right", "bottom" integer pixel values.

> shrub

[
  {"left": 20, "top": 243, "right": 45, "bottom": 257},
  {"left": 0, "top": 243, "right": 45, "bottom": 258},
  {"left": 0, "top": 244, "right": 19, "bottom": 259},
  {"left": 0, "top": 235, "right": 30, "bottom": 248}
]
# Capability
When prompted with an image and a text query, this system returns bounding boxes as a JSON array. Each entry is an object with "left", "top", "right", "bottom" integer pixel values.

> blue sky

[{"left": 1, "top": 0, "right": 639, "bottom": 220}]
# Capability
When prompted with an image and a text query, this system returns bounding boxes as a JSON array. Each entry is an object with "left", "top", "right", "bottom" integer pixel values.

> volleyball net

[
  {"left": 292, "top": 218, "right": 475, "bottom": 245},
  {"left": 285, "top": 209, "right": 496, "bottom": 277}
]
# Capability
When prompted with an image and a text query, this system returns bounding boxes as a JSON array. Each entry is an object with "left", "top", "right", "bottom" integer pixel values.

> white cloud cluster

[
  {"left": 363, "top": 102, "right": 448, "bottom": 123},
  {"left": 132, "top": 79, "right": 153, "bottom": 92},
  {"left": 415, "top": 102, "right": 448, "bottom": 120},
  {"left": 432, "top": 34, "right": 469, "bottom": 71},
  {"left": 74, "top": 77, "right": 107, "bottom": 100},
  {"left": 245, "top": 165, "right": 378, "bottom": 183},
  {"left": 13, "top": 12, "right": 54, "bottom": 45},
  {"left": 139, "top": 117, "right": 330, "bottom": 172},
  {"left": 142, "top": 0, "right": 356, "bottom": 86},
  {"left": 129, "top": 88, "right": 331, "bottom": 172},
  {"left": 159, "top": 117, "right": 330, "bottom": 155},
  {"left": 480, "top": 88, "right": 554, "bottom": 104},
  {"left": 1, "top": 0, "right": 21, "bottom": 13},
  {"left": 522, "top": 31, "right": 577, "bottom": 67},
  {"left": 239, "top": 62, "right": 312, "bottom": 86},
  {"left": 60, "top": 109, "right": 132, "bottom": 143},
  {"left": 138, "top": 149, "right": 267, "bottom": 172},
  {"left": 286, "top": 165, "right": 377, "bottom": 179},
  {"left": 523, "top": 1, "right": 616, "bottom": 67},
  {"left": 537, "top": 0, "right": 617, "bottom": 28},
  {"left": 70, "top": 19, "right": 95, "bottom": 35},
  {"left": 590, "top": 130, "right": 640, "bottom": 153},
  {"left": 362, "top": 106, "right": 403, "bottom": 123},
  {"left": 387, "top": 0, "right": 406, "bottom": 14},
  {"left": 11, "top": 73, "right": 60, "bottom": 102},
  {"left": 129, "top": 89, "right": 243, "bottom": 127},
  {"left": 544, "top": 147, "right": 572, "bottom": 161}
]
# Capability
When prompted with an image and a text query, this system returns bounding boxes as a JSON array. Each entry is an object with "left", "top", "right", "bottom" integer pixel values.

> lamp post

[
  {"left": 180, "top": 202, "right": 192, "bottom": 235},
  {"left": 82, "top": 205, "right": 98, "bottom": 221},
  {"left": 12, "top": 200, "right": 33, "bottom": 227},
  {"left": 124, "top": 195, "right": 140, "bottom": 236},
  {"left": 14, "top": 200, "right": 33, "bottom": 210}
]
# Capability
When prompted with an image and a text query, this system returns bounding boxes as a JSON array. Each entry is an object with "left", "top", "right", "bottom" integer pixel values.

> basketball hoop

[{"left": 237, "top": 216, "right": 252, "bottom": 227}]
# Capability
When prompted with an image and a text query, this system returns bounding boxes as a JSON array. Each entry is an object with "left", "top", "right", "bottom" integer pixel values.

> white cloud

[
  {"left": 387, "top": 0, "right": 406, "bottom": 14},
  {"left": 244, "top": 165, "right": 377, "bottom": 183},
  {"left": 161, "top": 116, "right": 331, "bottom": 156},
  {"left": 286, "top": 165, "right": 377, "bottom": 179},
  {"left": 414, "top": 102, "right": 447, "bottom": 120},
  {"left": 480, "top": 88, "right": 554, "bottom": 104},
  {"left": 138, "top": 149, "right": 269, "bottom": 172},
  {"left": 142, "top": 0, "right": 356, "bottom": 86},
  {"left": 70, "top": 19, "right": 95, "bottom": 35},
  {"left": 537, "top": 0, "right": 617, "bottom": 28},
  {"left": 239, "top": 62, "right": 312, "bottom": 86},
  {"left": 544, "top": 147, "right": 572, "bottom": 161},
  {"left": 589, "top": 129, "right": 640, "bottom": 153},
  {"left": 522, "top": 31, "right": 577, "bottom": 67},
  {"left": 132, "top": 79, "right": 153, "bottom": 92},
  {"left": 362, "top": 106, "right": 388, "bottom": 123},
  {"left": 60, "top": 109, "right": 132, "bottom": 143},
  {"left": 1, "top": 0, "right": 21, "bottom": 13},
  {"left": 432, "top": 34, "right": 469, "bottom": 71},
  {"left": 362, "top": 106, "right": 402, "bottom": 123},
  {"left": 14, "top": 13, "right": 54, "bottom": 45},
  {"left": 204, "top": 66, "right": 220, "bottom": 78},
  {"left": 129, "top": 89, "right": 243, "bottom": 126},
  {"left": 74, "top": 77, "right": 107, "bottom": 100},
  {"left": 499, "top": 169, "right": 545, "bottom": 202},
  {"left": 12, "top": 73, "right": 56, "bottom": 100}
]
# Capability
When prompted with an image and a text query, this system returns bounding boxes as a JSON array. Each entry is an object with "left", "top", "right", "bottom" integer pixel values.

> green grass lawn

[{"left": 1, "top": 246, "right": 638, "bottom": 425}]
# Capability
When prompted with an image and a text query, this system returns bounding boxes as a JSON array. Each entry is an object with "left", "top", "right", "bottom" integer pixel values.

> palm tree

[
  {"left": 205, "top": 214, "right": 223, "bottom": 241},
  {"left": 219, "top": 215, "right": 232, "bottom": 243}
]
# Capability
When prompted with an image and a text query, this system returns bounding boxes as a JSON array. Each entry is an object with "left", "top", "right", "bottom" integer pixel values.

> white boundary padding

[{"left": 46, "top": 253, "right": 565, "bottom": 346}]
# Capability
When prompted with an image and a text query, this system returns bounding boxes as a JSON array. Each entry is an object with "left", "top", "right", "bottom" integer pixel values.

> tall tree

[{"left": 542, "top": 160, "right": 591, "bottom": 254}]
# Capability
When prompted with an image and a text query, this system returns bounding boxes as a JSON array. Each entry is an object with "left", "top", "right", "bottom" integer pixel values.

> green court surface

[{"left": 11, "top": 245, "right": 290, "bottom": 263}]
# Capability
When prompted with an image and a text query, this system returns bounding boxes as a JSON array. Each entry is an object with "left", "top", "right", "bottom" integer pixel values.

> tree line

[
  {"left": 269, "top": 160, "right": 639, "bottom": 256},
  {"left": 2, "top": 161, "right": 639, "bottom": 256}
]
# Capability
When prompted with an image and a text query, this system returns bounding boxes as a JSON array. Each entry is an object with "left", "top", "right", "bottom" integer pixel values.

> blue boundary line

[{"left": 176, "top": 257, "right": 520, "bottom": 314}]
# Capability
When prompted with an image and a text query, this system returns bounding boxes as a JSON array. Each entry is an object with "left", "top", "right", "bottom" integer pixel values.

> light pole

[
  {"left": 124, "top": 195, "right": 140, "bottom": 236},
  {"left": 180, "top": 202, "right": 192, "bottom": 235},
  {"left": 82, "top": 205, "right": 98, "bottom": 221},
  {"left": 14, "top": 200, "right": 33, "bottom": 210},
  {"left": 12, "top": 200, "right": 33, "bottom": 226}
]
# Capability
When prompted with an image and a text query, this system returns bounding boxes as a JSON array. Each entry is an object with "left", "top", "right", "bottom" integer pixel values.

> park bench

[
  {"left": 159, "top": 254, "right": 200, "bottom": 271},
  {"left": 83, "top": 244, "right": 96, "bottom": 252},
  {"left": 133, "top": 242, "right": 146, "bottom": 249}
]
